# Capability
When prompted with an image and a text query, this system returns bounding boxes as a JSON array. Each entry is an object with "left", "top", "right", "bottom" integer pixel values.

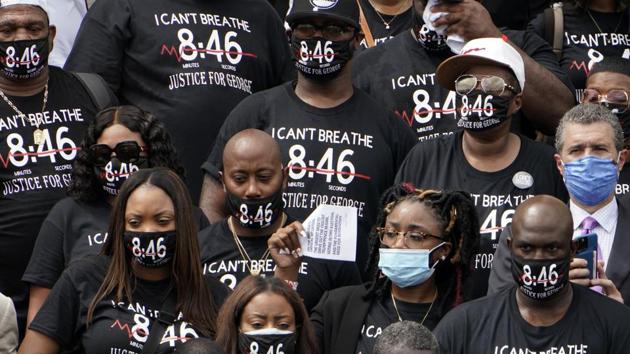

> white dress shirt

[{"left": 570, "top": 198, "right": 618, "bottom": 271}]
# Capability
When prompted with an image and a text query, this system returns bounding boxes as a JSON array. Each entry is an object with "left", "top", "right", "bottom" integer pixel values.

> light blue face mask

[
  {"left": 378, "top": 243, "right": 446, "bottom": 288},
  {"left": 562, "top": 155, "right": 619, "bottom": 206}
]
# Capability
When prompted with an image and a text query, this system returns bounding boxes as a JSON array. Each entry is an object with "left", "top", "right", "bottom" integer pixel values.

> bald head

[{"left": 223, "top": 129, "right": 282, "bottom": 169}]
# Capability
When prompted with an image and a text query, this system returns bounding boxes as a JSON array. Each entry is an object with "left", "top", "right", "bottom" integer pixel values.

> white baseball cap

[
  {"left": 0, "top": 0, "right": 48, "bottom": 15},
  {"left": 436, "top": 37, "right": 526, "bottom": 92}
]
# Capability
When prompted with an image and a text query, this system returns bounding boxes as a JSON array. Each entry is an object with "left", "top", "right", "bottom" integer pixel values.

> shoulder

[
  {"left": 203, "top": 274, "right": 231, "bottom": 306},
  {"left": 440, "top": 288, "right": 510, "bottom": 324},
  {"left": 354, "top": 32, "right": 408, "bottom": 65},
  {"left": 406, "top": 133, "right": 457, "bottom": 157},
  {"left": 0, "top": 293, "right": 13, "bottom": 313},
  {"left": 63, "top": 255, "right": 110, "bottom": 282},
  {"left": 573, "top": 284, "right": 630, "bottom": 322},
  {"left": 518, "top": 135, "right": 557, "bottom": 156},
  {"left": 230, "top": 83, "right": 288, "bottom": 115},
  {"left": 319, "top": 283, "right": 370, "bottom": 307}
]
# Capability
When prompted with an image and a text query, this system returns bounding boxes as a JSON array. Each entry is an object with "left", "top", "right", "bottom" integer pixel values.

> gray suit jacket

[{"left": 488, "top": 196, "right": 630, "bottom": 306}]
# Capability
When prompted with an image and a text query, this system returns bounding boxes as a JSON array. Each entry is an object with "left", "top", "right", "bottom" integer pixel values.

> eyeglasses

[
  {"left": 581, "top": 88, "right": 629, "bottom": 114},
  {"left": 377, "top": 227, "right": 445, "bottom": 249},
  {"left": 455, "top": 75, "right": 519, "bottom": 96},
  {"left": 89, "top": 141, "right": 149, "bottom": 166},
  {"left": 293, "top": 23, "right": 355, "bottom": 41}
]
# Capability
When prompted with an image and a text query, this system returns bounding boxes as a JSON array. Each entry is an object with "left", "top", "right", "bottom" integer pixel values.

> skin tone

[
  {"left": 19, "top": 184, "right": 176, "bottom": 353},
  {"left": 0, "top": 5, "right": 56, "bottom": 96},
  {"left": 369, "top": 0, "right": 413, "bottom": 16},
  {"left": 554, "top": 121, "right": 626, "bottom": 302},
  {"left": 460, "top": 65, "right": 523, "bottom": 173},
  {"left": 589, "top": 0, "right": 622, "bottom": 12},
  {"left": 220, "top": 129, "right": 287, "bottom": 237},
  {"left": 412, "top": 0, "right": 574, "bottom": 135},
  {"left": 239, "top": 292, "right": 297, "bottom": 333},
  {"left": 585, "top": 72, "right": 630, "bottom": 149},
  {"left": 124, "top": 184, "right": 176, "bottom": 281},
  {"left": 26, "top": 123, "right": 147, "bottom": 326},
  {"left": 293, "top": 17, "right": 362, "bottom": 109},
  {"left": 507, "top": 195, "right": 576, "bottom": 327}
]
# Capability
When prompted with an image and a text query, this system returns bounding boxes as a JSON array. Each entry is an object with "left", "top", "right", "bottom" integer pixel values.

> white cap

[
  {"left": 0, "top": 0, "right": 48, "bottom": 15},
  {"left": 436, "top": 37, "right": 526, "bottom": 92}
]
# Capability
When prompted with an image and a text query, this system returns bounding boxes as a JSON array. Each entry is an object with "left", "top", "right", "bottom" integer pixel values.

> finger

[
  {"left": 570, "top": 258, "right": 588, "bottom": 269},
  {"left": 431, "top": 12, "right": 458, "bottom": 28},
  {"left": 288, "top": 221, "right": 308, "bottom": 239},
  {"left": 596, "top": 261, "right": 608, "bottom": 279},
  {"left": 570, "top": 278, "right": 592, "bottom": 287},
  {"left": 590, "top": 278, "right": 624, "bottom": 303},
  {"left": 431, "top": 2, "right": 465, "bottom": 14},
  {"left": 569, "top": 267, "right": 591, "bottom": 280}
]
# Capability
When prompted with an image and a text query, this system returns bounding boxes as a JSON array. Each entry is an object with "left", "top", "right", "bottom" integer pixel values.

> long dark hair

[
  {"left": 364, "top": 183, "right": 480, "bottom": 315},
  {"left": 86, "top": 168, "right": 217, "bottom": 336},
  {"left": 68, "top": 105, "right": 184, "bottom": 202},
  {"left": 215, "top": 276, "right": 318, "bottom": 354}
]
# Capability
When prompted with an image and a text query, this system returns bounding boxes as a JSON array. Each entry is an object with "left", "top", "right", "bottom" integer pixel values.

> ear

[
  {"left": 506, "top": 236, "right": 512, "bottom": 250},
  {"left": 554, "top": 153, "right": 564, "bottom": 176},
  {"left": 219, "top": 171, "right": 227, "bottom": 193},
  {"left": 508, "top": 93, "right": 523, "bottom": 116},
  {"left": 48, "top": 25, "right": 56, "bottom": 53},
  {"left": 353, "top": 31, "right": 364, "bottom": 50},
  {"left": 438, "top": 242, "right": 452, "bottom": 261},
  {"left": 618, "top": 149, "right": 627, "bottom": 172}
]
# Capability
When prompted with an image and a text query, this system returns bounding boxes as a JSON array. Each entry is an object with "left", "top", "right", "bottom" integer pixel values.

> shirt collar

[{"left": 569, "top": 198, "right": 618, "bottom": 233}]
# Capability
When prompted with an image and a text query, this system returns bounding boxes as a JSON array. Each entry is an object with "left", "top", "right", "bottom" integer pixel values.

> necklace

[
  {"left": 0, "top": 83, "right": 48, "bottom": 145},
  {"left": 390, "top": 288, "right": 438, "bottom": 326},
  {"left": 369, "top": 0, "right": 412, "bottom": 30},
  {"left": 227, "top": 213, "right": 287, "bottom": 276},
  {"left": 586, "top": 8, "right": 625, "bottom": 34}
]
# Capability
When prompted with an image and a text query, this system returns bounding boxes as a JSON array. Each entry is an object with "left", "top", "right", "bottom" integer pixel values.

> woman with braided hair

[{"left": 309, "top": 183, "right": 480, "bottom": 354}]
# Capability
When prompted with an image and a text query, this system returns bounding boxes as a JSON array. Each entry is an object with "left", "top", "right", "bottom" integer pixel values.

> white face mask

[{"left": 243, "top": 328, "right": 294, "bottom": 335}]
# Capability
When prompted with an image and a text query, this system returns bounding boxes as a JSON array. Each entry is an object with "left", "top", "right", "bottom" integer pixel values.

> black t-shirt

[
  {"left": 355, "top": 296, "right": 440, "bottom": 354},
  {"left": 202, "top": 82, "right": 417, "bottom": 272},
  {"left": 357, "top": 0, "right": 413, "bottom": 50},
  {"left": 22, "top": 196, "right": 210, "bottom": 289},
  {"left": 198, "top": 217, "right": 361, "bottom": 311},
  {"left": 484, "top": 0, "right": 551, "bottom": 30},
  {"left": 0, "top": 66, "right": 98, "bottom": 332},
  {"left": 352, "top": 29, "right": 573, "bottom": 141},
  {"left": 529, "top": 6, "right": 630, "bottom": 101},
  {"left": 617, "top": 165, "right": 630, "bottom": 196},
  {"left": 395, "top": 131, "right": 569, "bottom": 298},
  {"left": 434, "top": 284, "right": 630, "bottom": 353},
  {"left": 65, "top": 0, "right": 295, "bottom": 200},
  {"left": 29, "top": 256, "right": 229, "bottom": 354}
]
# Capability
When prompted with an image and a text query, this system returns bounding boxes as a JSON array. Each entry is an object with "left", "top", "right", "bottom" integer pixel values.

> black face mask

[
  {"left": 237, "top": 331, "right": 297, "bottom": 354},
  {"left": 123, "top": 230, "right": 177, "bottom": 268},
  {"left": 290, "top": 35, "right": 354, "bottom": 81},
  {"left": 95, "top": 157, "right": 148, "bottom": 197},
  {"left": 0, "top": 37, "right": 49, "bottom": 81},
  {"left": 511, "top": 254, "right": 570, "bottom": 301},
  {"left": 225, "top": 188, "right": 284, "bottom": 229},
  {"left": 411, "top": 7, "right": 448, "bottom": 52},
  {"left": 457, "top": 92, "right": 513, "bottom": 131}
]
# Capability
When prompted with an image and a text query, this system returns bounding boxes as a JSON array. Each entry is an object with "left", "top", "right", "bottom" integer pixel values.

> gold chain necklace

[
  {"left": 227, "top": 213, "right": 287, "bottom": 276},
  {"left": 0, "top": 83, "right": 48, "bottom": 145},
  {"left": 369, "top": 0, "right": 412, "bottom": 30},
  {"left": 390, "top": 288, "right": 438, "bottom": 326},
  {"left": 586, "top": 8, "right": 624, "bottom": 34}
]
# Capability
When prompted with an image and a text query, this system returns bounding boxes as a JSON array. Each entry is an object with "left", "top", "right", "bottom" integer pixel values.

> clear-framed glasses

[
  {"left": 455, "top": 74, "right": 519, "bottom": 96},
  {"left": 581, "top": 88, "right": 629, "bottom": 114},
  {"left": 377, "top": 227, "right": 445, "bottom": 249}
]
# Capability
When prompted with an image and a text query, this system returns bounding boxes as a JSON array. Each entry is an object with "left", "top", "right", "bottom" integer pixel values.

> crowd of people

[{"left": 0, "top": 0, "right": 629, "bottom": 353}]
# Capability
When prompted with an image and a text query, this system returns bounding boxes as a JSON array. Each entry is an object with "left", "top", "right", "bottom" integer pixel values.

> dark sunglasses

[
  {"left": 89, "top": 141, "right": 149, "bottom": 166},
  {"left": 293, "top": 23, "right": 355, "bottom": 40},
  {"left": 581, "top": 89, "right": 629, "bottom": 114},
  {"left": 455, "top": 74, "right": 519, "bottom": 96}
]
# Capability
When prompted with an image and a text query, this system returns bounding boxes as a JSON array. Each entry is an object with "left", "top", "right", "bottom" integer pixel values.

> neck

[
  {"left": 131, "top": 261, "right": 170, "bottom": 281},
  {"left": 230, "top": 213, "right": 286, "bottom": 237},
  {"left": 462, "top": 129, "right": 520, "bottom": 172},
  {"left": 572, "top": 194, "right": 615, "bottom": 215},
  {"left": 390, "top": 277, "right": 437, "bottom": 303},
  {"left": 294, "top": 67, "right": 354, "bottom": 109},
  {"left": 588, "top": 0, "right": 619, "bottom": 12},
  {"left": 515, "top": 284, "right": 573, "bottom": 326},
  {"left": 0, "top": 67, "right": 49, "bottom": 96},
  {"left": 369, "top": 0, "right": 413, "bottom": 15}
]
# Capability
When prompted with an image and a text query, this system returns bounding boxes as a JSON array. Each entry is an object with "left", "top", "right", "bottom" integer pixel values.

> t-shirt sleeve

[
  {"left": 22, "top": 204, "right": 67, "bottom": 288},
  {"left": 309, "top": 290, "right": 329, "bottom": 348},
  {"left": 389, "top": 114, "right": 417, "bottom": 170},
  {"left": 63, "top": 0, "right": 132, "bottom": 93},
  {"left": 487, "top": 225, "right": 514, "bottom": 295},
  {"left": 433, "top": 307, "right": 468, "bottom": 354},
  {"left": 201, "top": 93, "right": 268, "bottom": 180},
  {"left": 28, "top": 269, "right": 80, "bottom": 347},
  {"left": 394, "top": 144, "right": 422, "bottom": 185}
]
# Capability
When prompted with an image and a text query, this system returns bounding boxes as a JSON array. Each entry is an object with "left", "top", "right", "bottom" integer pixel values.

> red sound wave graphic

[
  {"left": 110, "top": 320, "right": 148, "bottom": 339},
  {"left": 288, "top": 165, "right": 371, "bottom": 180},
  {"left": 569, "top": 60, "right": 589, "bottom": 75},
  {"left": 0, "top": 147, "right": 80, "bottom": 168},
  {"left": 160, "top": 45, "right": 257, "bottom": 63}
]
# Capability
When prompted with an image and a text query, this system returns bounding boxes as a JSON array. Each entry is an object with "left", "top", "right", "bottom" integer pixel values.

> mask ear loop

[{"left": 429, "top": 242, "right": 447, "bottom": 269}]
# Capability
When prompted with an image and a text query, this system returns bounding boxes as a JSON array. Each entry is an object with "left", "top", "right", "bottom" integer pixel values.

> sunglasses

[
  {"left": 455, "top": 75, "right": 519, "bottom": 96},
  {"left": 293, "top": 23, "right": 356, "bottom": 41},
  {"left": 581, "top": 89, "right": 629, "bottom": 114},
  {"left": 89, "top": 141, "right": 149, "bottom": 166}
]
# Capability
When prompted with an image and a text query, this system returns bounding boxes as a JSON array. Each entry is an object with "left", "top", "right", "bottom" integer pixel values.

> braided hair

[{"left": 364, "top": 182, "right": 480, "bottom": 315}]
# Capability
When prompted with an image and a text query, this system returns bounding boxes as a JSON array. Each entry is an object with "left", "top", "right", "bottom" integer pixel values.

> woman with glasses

[
  {"left": 22, "top": 105, "right": 209, "bottom": 326},
  {"left": 19, "top": 168, "right": 228, "bottom": 353},
  {"left": 306, "top": 183, "right": 480, "bottom": 354}
]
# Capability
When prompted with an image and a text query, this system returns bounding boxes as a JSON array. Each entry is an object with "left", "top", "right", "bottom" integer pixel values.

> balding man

[
  {"left": 197, "top": 129, "right": 361, "bottom": 311},
  {"left": 434, "top": 195, "right": 630, "bottom": 353}
]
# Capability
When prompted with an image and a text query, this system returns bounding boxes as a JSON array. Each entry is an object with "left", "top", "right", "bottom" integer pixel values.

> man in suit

[{"left": 488, "top": 103, "right": 629, "bottom": 305}]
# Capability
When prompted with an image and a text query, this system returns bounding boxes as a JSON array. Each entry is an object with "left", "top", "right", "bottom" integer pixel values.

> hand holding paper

[{"left": 299, "top": 204, "right": 357, "bottom": 262}]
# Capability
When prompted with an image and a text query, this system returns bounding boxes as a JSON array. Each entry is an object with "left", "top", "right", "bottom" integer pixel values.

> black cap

[{"left": 286, "top": 0, "right": 360, "bottom": 28}]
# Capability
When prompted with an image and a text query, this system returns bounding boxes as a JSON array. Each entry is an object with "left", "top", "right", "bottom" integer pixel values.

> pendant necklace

[
  {"left": 0, "top": 83, "right": 48, "bottom": 145},
  {"left": 370, "top": 0, "right": 412, "bottom": 30},
  {"left": 586, "top": 8, "right": 624, "bottom": 34},
  {"left": 390, "top": 288, "right": 438, "bottom": 326}
]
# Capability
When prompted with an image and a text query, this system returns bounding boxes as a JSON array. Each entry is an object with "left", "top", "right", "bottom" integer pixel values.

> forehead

[
  {"left": 243, "top": 292, "right": 293, "bottom": 315},
  {"left": 387, "top": 200, "right": 442, "bottom": 229},
  {"left": 126, "top": 185, "right": 174, "bottom": 211},
  {"left": 0, "top": 5, "right": 47, "bottom": 23},
  {"left": 465, "top": 64, "right": 517, "bottom": 83},
  {"left": 223, "top": 141, "right": 281, "bottom": 171},
  {"left": 587, "top": 72, "right": 630, "bottom": 92},
  {"left": 561, "top": 121, "right": 616, "bottom": 149}
]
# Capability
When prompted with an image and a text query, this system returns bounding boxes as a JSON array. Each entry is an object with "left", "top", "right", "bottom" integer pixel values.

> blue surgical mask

[
  {"left": 562, "top": 155, "right": 619, "bottom": 206},
  {"left": 378, "top": 243, "right": 445, "bottom": 288}
]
